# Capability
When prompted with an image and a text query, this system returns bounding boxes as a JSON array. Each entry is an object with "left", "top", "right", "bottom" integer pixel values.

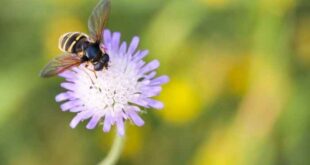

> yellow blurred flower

[
  {"left": 259, "top": 0, "right": 296, "bottom": 15},
  {"left": 122, "top": 124, "right": 145, "bottom": 157},
  {"left": 192, "top": 128, "right": 241, "bottom": 165},
  {"left": 158, "top": 78, "right": 203, "bottom": 125},
  {"left": 295, "top": 17, "right": 310, "bottom": 67},
  {"left": 98, "top": 124, "right": 145, "bottom": 158},
  {"left": 44, "top": 15, "right": 85, "bottom": 58},
  {"left": 227, "top": 56, "right": 250, "bottom": 96}
]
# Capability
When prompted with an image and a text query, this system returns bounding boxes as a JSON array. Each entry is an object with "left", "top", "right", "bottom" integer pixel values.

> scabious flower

[{"left": 55, "top": 29, "right": 169, "bottom": 136}]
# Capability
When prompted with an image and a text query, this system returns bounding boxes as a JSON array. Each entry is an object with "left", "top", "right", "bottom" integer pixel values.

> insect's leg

[
  {"left": 92, "top": 70, "right": 98, "bottom": 79},
  {"left": 84, "top": 62, "right": 98, "bottom": 79},
  {"left": 81, "top": 66, "right": 96, "bottom": 85}
]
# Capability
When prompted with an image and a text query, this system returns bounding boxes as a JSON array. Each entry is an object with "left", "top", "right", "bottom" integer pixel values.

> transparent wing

[
  {"left": 40, "top": 53, "right": 81, "bottom": 78},
  {"left": 88, "top": 0, "right": 111, "bottom": 42}
]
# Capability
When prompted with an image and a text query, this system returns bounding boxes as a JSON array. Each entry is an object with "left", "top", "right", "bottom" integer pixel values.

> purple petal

[
  {"left": 132, "top": 50, "right": 149, "bottom": 62},
  {"left": 140, "top": 60, "right": 160, "bottom": 74},
  {"left": 71, "top": 67, "right": 81, "bottom": 73},
  {"left": 104, "top": 29, "right": 112, "bottom": 50},
  {"left": 132, "top": 50, "right": 140, "bottom": 60},
  {"left": 104, "top": 29, "right": 112, "bottom": 44},
  {"left": 128, "top": 110, "right": 144, "bottom": 126},
  {"left": 70, "top": 111, "right": 93, "bottom": 128},
  {"left": 59, "top": 71, "right": 75, "bottom": 79},
  {"left": 140, "top": 79, "right": 151, "bottom": 85},
  {"left": 119, "top": 42, "right": 127, "bottom": 56},
  {"left": 70, "top": 114, "right": 82, "bottom": 128},
  {"left": 145, "top": 98, "right": 164, "bottom": 109},
  {"left": 86, "top": 115, "right": 101, "bottom": 129},
  {"left": 69, "top": 106, "right": 84, "bottom": 112},
  {"left": 141, "top": 86, "right": 161, "bottom": 91},
  {"left": 82, "top": 111, "right": 94, "bottom": 119},
  {"left": 60, "top": 83, "right": 75, "bottom": 91},
  {"left": 129, "top": 106, "right": 141, "bottom": 112},
  {"left": 116, "top": 117, "right": 125, "bottom": 136},
  {"left": 150, "top": 75, "right": 170, "bottom": 86},
  {"left": 111, "top": 32, "right": 121, "bottom": 53},
  {"left": 60, "top": 100, "right": 81, "bottom": 111},
  {"left": 121, "top": 111, "right": 129, "bottom": 120},
  {"left": 127, "top": 36, "right": 139, "bottom": 55},
  {"left": 141, "top": 86, "right": 162, "bottom": 97},
  {"left": 144, "top": 71, "right": 157, "bottom": 80},
  {"left": 114, "top": 103, "right": 124, "bottom": 112},
  {"left": 136, "top": 61, "right": 145, "bottom": 69},
  {"left": 103, "top": 114, "right": 112, "bottom": 132},
  {"left": 55, "top": 92, "right": 69, "bottom": 102},
  {"left": 63, "top": 78, "right": 75, "bottom": 83},
  {"left": 130, "top": 98, "right": 148, "bottom": 107}
]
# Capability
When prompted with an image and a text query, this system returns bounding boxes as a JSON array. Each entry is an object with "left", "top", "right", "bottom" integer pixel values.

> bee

[{"left": 40, "top": 0, "right": 111, "bottom": 78}]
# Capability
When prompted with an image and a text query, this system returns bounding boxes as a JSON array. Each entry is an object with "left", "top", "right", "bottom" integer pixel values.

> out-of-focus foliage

[{"left": 0, "top": 0, "right": 309, "bottom": 165}]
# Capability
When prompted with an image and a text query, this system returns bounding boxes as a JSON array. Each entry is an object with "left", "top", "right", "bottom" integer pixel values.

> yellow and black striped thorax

[{"left": 58, "top": 32, "right": 88, "bottom": 53}]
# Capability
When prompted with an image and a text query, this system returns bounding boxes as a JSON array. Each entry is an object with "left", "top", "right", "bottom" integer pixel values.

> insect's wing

[
  {"left": 88, "top": 0, "right": 111, "bottom": 42},
  {"left": 40, "top": 53, "right": 81, "bottom": 78}
]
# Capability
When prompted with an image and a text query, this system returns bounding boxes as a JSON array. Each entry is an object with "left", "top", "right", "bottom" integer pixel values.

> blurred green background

[{"left": 0, "top": 0, "right": 309, "bottom": 164}]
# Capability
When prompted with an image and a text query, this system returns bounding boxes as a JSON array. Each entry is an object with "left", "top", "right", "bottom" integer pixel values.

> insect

[{"left": 40, "top": 0, "right": 111, "bottom": 78}]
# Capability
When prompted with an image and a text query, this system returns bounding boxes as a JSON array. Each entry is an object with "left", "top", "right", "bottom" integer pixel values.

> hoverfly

[{"left": 40, "top": 0, "right": 111, "bottom": 78}]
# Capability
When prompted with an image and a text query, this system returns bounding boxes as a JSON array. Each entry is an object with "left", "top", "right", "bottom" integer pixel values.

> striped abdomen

[{"left": 58, "top": 32, "right": 88, "bottom": 53}]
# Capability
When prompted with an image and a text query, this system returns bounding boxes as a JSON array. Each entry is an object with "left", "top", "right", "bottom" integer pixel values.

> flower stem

[{"left": 98, "top": 134, "right": 125, "bottom": 165}]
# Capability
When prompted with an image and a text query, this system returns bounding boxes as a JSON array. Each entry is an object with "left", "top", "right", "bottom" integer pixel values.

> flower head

[{"left": 55, "top": 29, "right": 169, "bottom": 136}]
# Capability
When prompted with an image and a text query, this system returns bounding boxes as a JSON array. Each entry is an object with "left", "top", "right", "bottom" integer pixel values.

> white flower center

[{"left": 73, "top": 56, "right": 140, "bottom": 114}]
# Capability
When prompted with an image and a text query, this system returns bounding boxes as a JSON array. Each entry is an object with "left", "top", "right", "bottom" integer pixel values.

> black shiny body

[{"left": 75, "top": 39, "right": 109, "bottom": 71}]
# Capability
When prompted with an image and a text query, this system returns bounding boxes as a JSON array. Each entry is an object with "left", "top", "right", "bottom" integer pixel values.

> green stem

[{"left": 98, "top": 133, "right": 125, "bottom": 165}]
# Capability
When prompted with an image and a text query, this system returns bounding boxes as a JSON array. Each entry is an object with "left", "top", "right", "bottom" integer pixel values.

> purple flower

[{"left": 55, "top": 29, "right": 169, "bottom": 136}]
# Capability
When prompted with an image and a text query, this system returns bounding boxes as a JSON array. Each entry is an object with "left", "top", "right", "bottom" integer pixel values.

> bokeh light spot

[
  {"left": 158, "top": 78, "right": 202, "bottom": 125},
  {"left": 44, "top": 16, "right": 85, "bottom": 58}
]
